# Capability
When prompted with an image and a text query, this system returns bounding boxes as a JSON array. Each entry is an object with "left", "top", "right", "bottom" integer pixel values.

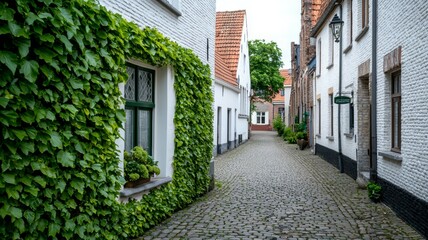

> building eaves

[{"left": 310, "top": 0, "right": 343, "bottom": 37}]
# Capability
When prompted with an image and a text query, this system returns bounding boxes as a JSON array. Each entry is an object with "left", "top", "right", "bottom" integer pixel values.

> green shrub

[
  {"left": 295, "top": 131, "right": 308, "bottom": 140},
  {"left": 282, "top": 126, "right": 292, "bottom": 139},
  {"left": 367, "top": 181, "right": 382, "bottom": 201},
  {"left": 286, "top": 132, "right": 297, "bottom": 144},
  {"left": 0, "top": 0, "right": 213, "bottom": 238},
  {"left": 273, "top": 116, "right": 285, "bottom": 136}
]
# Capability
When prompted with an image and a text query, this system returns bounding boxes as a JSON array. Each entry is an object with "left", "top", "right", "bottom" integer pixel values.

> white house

[
  {"left": 99, "top": 0, "right": 216, "bottom": 182},
  {"left": 214, "top": 10, "right": 251, "bottom": 155},
  {"left": 375, "top": 0, "right": 428, "bottom": 237},
  {"left": 311, "top": 0, "right": 371, "bottom": 181},
  {"left": 311, "top": 0, "right": 428, "bottom": 236}
]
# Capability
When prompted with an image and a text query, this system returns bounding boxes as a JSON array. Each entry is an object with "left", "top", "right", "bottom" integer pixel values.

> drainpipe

[
  {"left": 370, "top": 0, "right": 378, "bottom": 181},
  {"left": 338, "top": 3, "right": 344, "bottom": 173}
]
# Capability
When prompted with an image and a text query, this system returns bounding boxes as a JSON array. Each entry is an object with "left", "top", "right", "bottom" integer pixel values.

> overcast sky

[{"left": 216, "top": 0, "right": 301, "bottom": 69}]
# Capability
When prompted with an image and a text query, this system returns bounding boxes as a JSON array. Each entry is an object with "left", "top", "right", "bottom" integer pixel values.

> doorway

[{"left": 357, "top": 77, "right": 371, "bottom": 179}]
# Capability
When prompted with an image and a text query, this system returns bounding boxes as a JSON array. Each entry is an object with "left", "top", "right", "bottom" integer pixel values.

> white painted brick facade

[
  {"left": 314, "top": 0, "right": 373, "bottom": 161},
  {"left": 99, "top": 0, "right": 216, "bottom": 78},
  {"left": 376, "top": 0, "right": 428, "bottom": 201}
]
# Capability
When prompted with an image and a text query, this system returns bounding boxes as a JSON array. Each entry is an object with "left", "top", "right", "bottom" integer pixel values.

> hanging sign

[{"left": 334, "top": 96, "right": 351, "bottom": 104}]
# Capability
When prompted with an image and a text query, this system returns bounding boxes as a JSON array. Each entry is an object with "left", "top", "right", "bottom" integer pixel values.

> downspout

[
  {"left": 338, "top": 3, "right": 344, "bottom": 173},
  {"left": 370, "top": 0, "right": 378, "bottom": 181}
]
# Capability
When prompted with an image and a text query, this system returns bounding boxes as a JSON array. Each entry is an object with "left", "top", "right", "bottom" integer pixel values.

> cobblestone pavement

[{"left": 142, "top": 131, "right": 424, "bottom": 240}]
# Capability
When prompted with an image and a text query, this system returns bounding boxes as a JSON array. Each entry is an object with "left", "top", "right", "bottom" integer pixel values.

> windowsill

[
  {"left": 238, "top": 114, "right": 248, "bottom": 119},
  {"left": 326, "top": 63, "right": 334, "bottom": 69},
  {"left": 355, "top": 26, "right": 369, "bottom": 42},
  {"left": 326, "top": 136, "right": 334, "bottom": 141},
  {"left": 344, "top": 132, "right": 354, "bottom": 138},
  {"left": 156, "top": 0, "right": 182, "bottom": 16},
  {"left": 316, "top": 134, "right": 321, "bottom": 138},
  {"left": 120, "top": 177, "right": 172, "bottom": 197},
  {"left": 378, "top": 151, "right": 402, "bottom": 162},
  {"left": 343, "top": 44, "right": 352, "bottom": 54}
]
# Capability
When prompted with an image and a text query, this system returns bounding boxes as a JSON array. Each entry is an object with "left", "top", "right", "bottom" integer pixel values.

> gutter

[{"left": 370, "top": 0, "right": 378, "bottom": 181}]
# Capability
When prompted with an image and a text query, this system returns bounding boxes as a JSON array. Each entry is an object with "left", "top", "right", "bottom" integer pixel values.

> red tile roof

[
  {"left": 215, "top": 52, "right": 236, "bottom": 85},
  {"left": 272, "top": 69, "right": 291, "bottom": 103},
  {"left": 215, "top": 10, "right": 246, "bottom": 85}
]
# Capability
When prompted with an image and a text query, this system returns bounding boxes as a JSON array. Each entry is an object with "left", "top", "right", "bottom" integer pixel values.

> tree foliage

[{"left": 248, "top": 40, "right": 284, "bottom": 102}]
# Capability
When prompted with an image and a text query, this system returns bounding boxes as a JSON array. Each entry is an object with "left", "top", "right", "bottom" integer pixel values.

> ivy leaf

[
  {"left": 10, "top": 207, "right": 22, "bottom": 218},
  {"left": 48, "top": 223, "right": 60, "bottom": 237},
  {"left": 40, "top": 34, "right": 55, "bottom": 43},
  {"left": 19, "top": 60, "right": 39, "bottom": 83},
  {"left": 57, "top": 150, "right": 75, "bottom": 167},
  {"left": 35, "top": 47, "right": 56, "bottom": 62},
  {"left": 59, "top": 8, "right": 73, "bottom": 24},
  {"left": 6, "top": 187, "right": 20, "bottom": 199},
  {"left": 59, "top": 35, "right": 73, "bottom": 52},
  {"left": 57, "top": 180, "right": 66, "bottom": 193},
  {"left": 24, "top": 186, "right": 39, "bottom": 197},
  {"left": 21, "top": 142, "right": 35, "bottom": 155},
  {"left": 85, "top": 50, "right": 99, "bottom": 67},
  {"left": 63, "top": 104, "right": 78, "bottom": 115},
  {"left": 50, "top": 132, "right": 62, "bottom": 149},
  {"left": 40, "top": 166, "right": 56, "bottom": 178},
  {"left": 33, "top": 176, "right": 47, "bottom": 188},
  {"left": 70, "top": 78, "right": 83, "bottom": 89},
  {"left": 70, "top": 179, "right": 84, "bottom": 194},
  {"left": 3, "top": 173, "right": 16, "bottom": 184},
  {"left": 12, "top": 129, "right": 27, "bottom": 140},
  {"left": 8, "top": 21, "right": 25, "bottom": 37},
  {"left": 0, "top": 50, "right": 18, "bottom": 74},
  {"left": 0, "top": 97, "right": 9, "bottom": 108},
  {"left": 24, "top": 210, "right": 35, "bottom": 224},
  {"left": 14, "top": 218, "right": 25, "bottom": 233},
  {"left": 16, "top": 39, "right": 31, "bottom": 58},
  {"left": 25, "top": 12, "right": 43, "bottom": 25},
  {"left": 0, "top": 7, "right": 14, "bottom": 21}
]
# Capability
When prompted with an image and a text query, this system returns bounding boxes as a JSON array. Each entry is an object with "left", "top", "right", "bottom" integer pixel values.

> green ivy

[{"left": 0, "top": 0, "right": 213, "bottom": 239}]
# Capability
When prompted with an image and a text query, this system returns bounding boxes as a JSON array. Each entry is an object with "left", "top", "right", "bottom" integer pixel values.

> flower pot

[
  {"left": 124, "top": 177, "right": 151, "bottom": 188},
  {"left": 297, "top": 139, "right": 308, "bottom": 150}
]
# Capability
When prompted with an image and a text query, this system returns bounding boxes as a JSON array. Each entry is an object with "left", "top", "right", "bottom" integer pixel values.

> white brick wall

[
  {"left": 376, "top": 0, "right": 428, "bottom": 201},
  {"left": 99, "top": 0, "right": 216, "bottom": 78}
]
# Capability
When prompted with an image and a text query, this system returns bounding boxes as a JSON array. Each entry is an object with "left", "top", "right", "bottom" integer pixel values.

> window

[
  {"left": 328, "top": 28, "right": 334, "bottom": 67},
  {"left": 318, "top": 99, "right": 321, "bottom": 135},
  {"left": 278, "top": 107, "right": 285, "bottom": 120},
  {"left": 349, "top": 102, "right": 354, "bottom": 132},
  {"left": 361, "top": 0, "right": 369, "bottom": 29},
  {"left": 124, "top": 64, "right": 155, "bottom": 154},
  {"left": 256, "top": 112, "right": 267, "bottom": 124},
  {"left": 157, "top": 0, "right": 182, "bottom": 15},
  {"left": 329, "top": 94, "right": 334, "bottom": 136},
  {"left": 280, "top": 88, "right": 285, "bottom": 96},
  {"left": 391, "top": 71, "right": 401, "bottom": 152}
]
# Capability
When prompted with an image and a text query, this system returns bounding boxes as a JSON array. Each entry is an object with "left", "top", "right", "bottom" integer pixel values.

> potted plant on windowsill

[
  {"left": 296, "top": 131, "right": 308, "bottom": 150},
  {"left": 124, "top": 146, "right": 160, "bottom": 188}
]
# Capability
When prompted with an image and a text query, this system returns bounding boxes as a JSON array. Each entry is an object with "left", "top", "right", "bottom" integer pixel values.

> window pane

[
  {"left": 125, "top": 67, "right": 136, "bottom": 101},
  {"left": 393, "top": 100, "right": 399, "bottom": 148},
  {"left": 138, "top": 69, "right": 153, "bottom": 102},
  {"left": 138, "top": 110, "right": 151, "bottom": 153},
  {"left": 125, "top": 109, "right": 134, "bottom": 152}
]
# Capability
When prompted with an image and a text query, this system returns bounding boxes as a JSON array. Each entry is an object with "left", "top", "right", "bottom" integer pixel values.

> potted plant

[
  {"left": 367, "top": 181, "right": 382, "bottom": 202},
  {"left": 296, "top": 131, "right": 308, "bottom": 150},
  {"left": 124, "top": 146, "right": 160, "bottom": 188}
]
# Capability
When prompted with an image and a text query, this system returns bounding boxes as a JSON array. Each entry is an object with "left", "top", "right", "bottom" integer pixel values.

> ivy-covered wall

[{"left": 0, "top": 0, "right": 213, "bottom": 239}]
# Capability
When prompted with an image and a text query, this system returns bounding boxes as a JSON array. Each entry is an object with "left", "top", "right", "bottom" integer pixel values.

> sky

[{"left": 216, "top": 0, "right": 301, "bottom": 69}]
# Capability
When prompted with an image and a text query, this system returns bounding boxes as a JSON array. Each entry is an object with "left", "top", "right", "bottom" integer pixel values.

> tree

[{"left": 248, "top": 39, "right": 284, "bottom": 102}]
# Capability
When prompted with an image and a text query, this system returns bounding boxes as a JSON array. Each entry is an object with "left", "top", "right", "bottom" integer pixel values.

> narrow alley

[{"left": 142, "top": 131, "right": 423, "bottom": 239}]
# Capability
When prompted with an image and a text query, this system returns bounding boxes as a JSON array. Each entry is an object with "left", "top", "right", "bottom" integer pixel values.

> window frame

[
  {"left": 361, "top": 0, "right": 369, "bottom": 29},
  {"left": 124, "top": 64, "right": 155, "bottom": 155},
  {"left": 391, "top": 71, "right": 401, "bottom": 153},
  {"left": 318, "top": 99, "right": 322, "bottom": 135},
  {"left": 256, "top": 112, "right": 267, "bottom": 124}
]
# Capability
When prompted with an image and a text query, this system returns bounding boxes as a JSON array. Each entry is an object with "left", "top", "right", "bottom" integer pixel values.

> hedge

[{"left": 0, "top": 0, "right": 213, "bottom": 238}]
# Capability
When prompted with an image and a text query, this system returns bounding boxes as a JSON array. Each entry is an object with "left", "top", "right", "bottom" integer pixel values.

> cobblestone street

[{"left": 142, "top": 131, "right": 423, "bottom": 240}]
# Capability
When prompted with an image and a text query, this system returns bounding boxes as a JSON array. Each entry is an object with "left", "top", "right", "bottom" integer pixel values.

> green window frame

[{"left": 124, "top": 64, "right": 155, "bottom": 155}]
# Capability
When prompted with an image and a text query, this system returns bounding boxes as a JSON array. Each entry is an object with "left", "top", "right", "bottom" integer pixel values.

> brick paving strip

[{"left": 141, "top": 131, "right": 423, "bottom": 240}]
